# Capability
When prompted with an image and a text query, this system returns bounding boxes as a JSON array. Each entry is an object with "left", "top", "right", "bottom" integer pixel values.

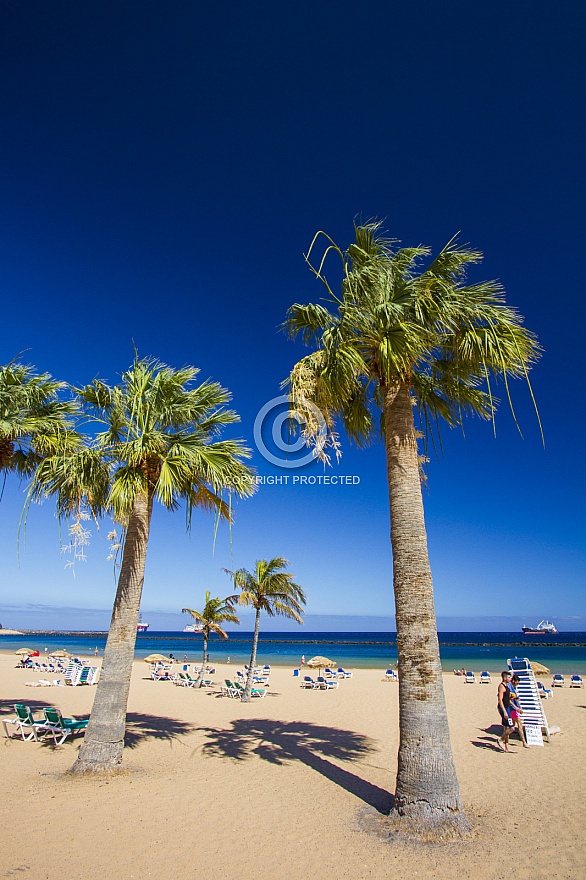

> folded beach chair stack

[{"left": 507, "top": 658, "right": 553, "bottom": 743}]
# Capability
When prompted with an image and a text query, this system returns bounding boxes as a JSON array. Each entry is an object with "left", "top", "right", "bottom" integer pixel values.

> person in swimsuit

[
  {"left": 509, "top": 674, "right": 529, "bottom": 748},
  {"left": 497, "top": 670, "right": 513, "bottom": 752}
]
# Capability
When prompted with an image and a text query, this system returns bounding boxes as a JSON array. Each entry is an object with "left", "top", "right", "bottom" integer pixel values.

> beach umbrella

[
  {"left": 144, "top": 653, "right": 169, "bottom": 664},
  {"left": 307, "top": 656, "right": 336, "bottom": 677},
  {"left": 49, "top": 650, "right": 70, "bottom": 658},
  {"left": 15, "top": 648, "right": 34, "bottom": 655},
  {"left": 529, "top": 660, "right": 550, "bottom": 675}
]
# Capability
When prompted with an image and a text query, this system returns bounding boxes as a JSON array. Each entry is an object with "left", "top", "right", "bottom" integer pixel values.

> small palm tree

[
  {"left": 31, "top": 354, "right": 255, "bottom": 773},
  {"left": 0, "top": 359, "right": 77, "bottom": 482},
  {"left": 225, "top": 557, "right": 306, "bottom": 701},
  {"left": 182, "top": 591, "right": 240, "bottom": 686},
  {"left": 285, "top": 222, "right": 541, "bottom": 836}
]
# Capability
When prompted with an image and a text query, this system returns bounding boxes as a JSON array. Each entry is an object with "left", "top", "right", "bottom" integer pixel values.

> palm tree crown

[
  {"left": 0, "top": 360, "right": 78, "bottom": 478},
  {"left": 80, "top": 355, "right": 256, "bottom": 522},
  {"left": 225, "top": 557, "right": 306, "bottom": 701},
  {"left": 228, "top": 557, "right": 306, "bottom": 622},
  {"left": 285, "top": 222, "right": 541, "bottom": 451},
  {"left": 182, "top": 590, "right": 241, "bottom": 641}
]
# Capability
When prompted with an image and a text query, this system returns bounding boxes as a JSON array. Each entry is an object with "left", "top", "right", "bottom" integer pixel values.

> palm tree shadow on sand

[
  {"left": 124, "top": 712, "right": 199, "bottom": 748},
  {"left": 201, "top": 718, "right": 393, "bottom": 814}
]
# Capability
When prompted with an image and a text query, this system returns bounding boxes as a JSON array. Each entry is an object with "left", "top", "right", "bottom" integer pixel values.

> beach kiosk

[{"left": 507, "top": 657, "right": 551, "bottom": 745}]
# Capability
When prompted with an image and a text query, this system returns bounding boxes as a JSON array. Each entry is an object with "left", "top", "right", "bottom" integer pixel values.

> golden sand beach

[{"left": 1, "top": 654, "right": 584, "bottom": 880}]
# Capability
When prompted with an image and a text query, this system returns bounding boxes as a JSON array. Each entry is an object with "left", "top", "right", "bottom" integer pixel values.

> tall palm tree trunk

[
  {"left": 383, "top": 380, "right": 470, "bottom": 837},
  {"left": 71, "top": 489, "right": 153, "bottom": 773},
  {"left": 196, "top": 634, "right": 208, "bottom": 687},
  {"left": 242, "top": 608, "right": 261, "bottom": 702}
]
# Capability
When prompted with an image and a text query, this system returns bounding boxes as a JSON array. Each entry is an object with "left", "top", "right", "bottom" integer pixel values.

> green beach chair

[
  {"left": 174, "top": 673, "right": 194, "bottom": 687},
  {"left": 222, "top": 680, "right": 240, "bottom": 698},
  {"left": 42, "top": 707, "right": 89, "bottom": 745},
  {"left": 2, "top": 704, "right": 43, "bottom": 741},
  {"left": 229, "top": 679, "right": 266, "bottom": 698}
]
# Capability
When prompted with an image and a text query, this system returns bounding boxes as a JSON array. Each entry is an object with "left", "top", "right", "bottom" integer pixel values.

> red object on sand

[{"left": 30, "top": 651, "right": 39, "bottom": 657}]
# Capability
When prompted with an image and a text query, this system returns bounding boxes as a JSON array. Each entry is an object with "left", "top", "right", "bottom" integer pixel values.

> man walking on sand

[{"left": 497, "top": 670, "right": 513, "bottom": 752}]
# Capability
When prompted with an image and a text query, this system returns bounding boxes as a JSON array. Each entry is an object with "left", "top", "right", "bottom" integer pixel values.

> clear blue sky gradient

[{"left": 1, "top": 2, "right": 584, "bottom": 631}]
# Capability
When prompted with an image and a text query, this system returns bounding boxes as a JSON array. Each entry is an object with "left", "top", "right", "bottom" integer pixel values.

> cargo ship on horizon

[{"left": 522, "top": 620, "right": 558, "bottom": 635}]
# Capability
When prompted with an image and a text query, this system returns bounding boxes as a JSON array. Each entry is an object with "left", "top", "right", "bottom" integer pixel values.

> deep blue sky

[{"left": 1, "top": 2, "right": 584, "bottom": 631}]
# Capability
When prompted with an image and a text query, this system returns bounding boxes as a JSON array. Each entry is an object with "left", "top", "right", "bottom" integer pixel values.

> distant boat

[
  {"left": 137, "top": 614, "right": 149, "bottom": 633},
  {"left": 183, "top": 624, "right": 203, "bottom": 633},
  {"left": 522, "top": 620, "right": 558, "bottom": 635}
]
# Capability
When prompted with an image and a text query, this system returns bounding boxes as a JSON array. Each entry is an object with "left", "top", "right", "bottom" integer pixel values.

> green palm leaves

[
  {"left": 286, "top": 221, "right": 542, "bottom": 450},
  {"left": 81, "top": 355, "right": 255, "bottom": 522},
  {"left": 0, "top": 360, "right": 78, "bottom": 478},
  {"left": 31, "top": 355, "right": 255, "bottom": 528},
  {"left": 227, "top": 556, "right": 306, "bottom": 623},
  {"left": 182, "top": 590, "right": 240, "bottom": 641}
]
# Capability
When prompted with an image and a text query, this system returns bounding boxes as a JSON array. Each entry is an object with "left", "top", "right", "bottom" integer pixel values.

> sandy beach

[{"left": 1, "top": 654, "right": 584, "bottom": 880}]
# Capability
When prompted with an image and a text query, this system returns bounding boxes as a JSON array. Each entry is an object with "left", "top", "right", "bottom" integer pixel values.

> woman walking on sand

[
  {"left": 508, "top": 675, "right": 529, "bottom": 748},
  {"left": 497, "top": 670, "right": 514, "bottom": 752}
]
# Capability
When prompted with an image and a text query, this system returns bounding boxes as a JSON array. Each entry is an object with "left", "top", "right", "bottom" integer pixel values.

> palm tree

[
  {"left": 225, "top": 557, "right": 306, "bottom": 701},
  {"left": 284, "top": 222, "right": 541, "bottom": 837},
  {"left": 0, "top": 359, "right": 77, "bottom": 484},
  {"left": 31, "top": 355, "right": 255, "bottom": 773},
  {"left": 182, "top": 591, "right": 240, "bottom": 686}
]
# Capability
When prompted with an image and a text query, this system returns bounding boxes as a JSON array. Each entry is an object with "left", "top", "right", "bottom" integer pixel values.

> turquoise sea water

[{"left": 2, "top": 631, "right": 586, "bottom": 675}]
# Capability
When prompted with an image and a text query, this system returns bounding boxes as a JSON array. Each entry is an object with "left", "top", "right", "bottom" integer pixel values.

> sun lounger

[
  {"left": 221, "top": 680, "right": 240, "bottom": 698},
  {"left": 75, "top": 667, "right": 96, "bottom": 686},
  {"left": 301, "top": 676, "right": 318, "bottom": 689},
  {"left": 480, "top": 671, "right": 491, "bottom": 684},
  {"left": 63, "top": 663, "right": 84, "bottom": 686},
  {"left": 465, "top": 671, "right": 475, "bottom": 683},
  {"left": 384, "top": 669, "right": 397, "bottom": 681},
  {"left": 2, "top": 704, "right": 47, "bottom": 741},
  {"left": 230, "top": 680, "right": 267, "bottom": 698},
  {"left": 337, "top": 668, "right": 353, "bottom": 678},
  {"left": 570, "top": 675, "right": 583, "bottom": 688},
  {"left": 537, "top": 681, "right": 553, "bottom": 699},
  {"left": 316, "top": 676, "right": 339, "bottom": 689},
  {"left": 175, "top": 673, "right": 196, "bottom": 687},
  {"left": 42, "top": 707, "right": 89, "bottom": 745},
  {"left": 552, "top": 674, "right": 565, "bottom": 687}
]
